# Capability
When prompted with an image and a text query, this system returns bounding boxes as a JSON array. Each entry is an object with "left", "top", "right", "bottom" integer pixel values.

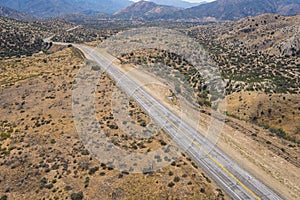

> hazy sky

[
  {"left": 183, "top": 0, "right": 215, "bottom": 2},
  {"left": 131, "top": 0, "right": 216, "bottom": 2}
]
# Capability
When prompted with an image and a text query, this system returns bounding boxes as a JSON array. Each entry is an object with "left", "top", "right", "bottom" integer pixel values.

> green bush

[
  {"left": 71, "top": 192, "right": 83, "bottom": 200},
  {"left": 0, "top": 132, "right": 11, "bottom": 141},
  {"left": 0, "top": 195, "right": 7, "bottom": 200}
]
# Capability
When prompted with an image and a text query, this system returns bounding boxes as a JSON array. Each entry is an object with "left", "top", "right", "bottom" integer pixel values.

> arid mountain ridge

[
  {"left": 113, "top": 1, "right": 182, "bottom": 20},
  {"left": 0, "top": 0, "right": 299, "bottom": 20},
  {"left": 0, "top": 0, "right": 132, "bottom": 18},
  {"left": 0, "top": 6, "right": 39, "bottom": 21},
  {"left": 164, "top": 0, "right": 300, "bottom": 20}
]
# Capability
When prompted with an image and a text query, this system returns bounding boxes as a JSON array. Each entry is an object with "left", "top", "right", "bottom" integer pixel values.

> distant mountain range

[
  {"left": 149, "top": 0, "right": 203, "bottom": 8},
  {"left": 0, "top": 0, "right": 132, "bottom": 18},
  {"left": 163, "top": 0, "right": 300, "bottom": 20},
  {"left": 0, "top": 6, "right": 39, "bottom": 21},
  {"left": 113, "top": 1, "right": 182, "bottom": 20},
  {"left": 115, "top": 0, "right": 300, "bottom": 21},
  {"left": 0, "top": 0, "right": 299, "bottom": 20}
]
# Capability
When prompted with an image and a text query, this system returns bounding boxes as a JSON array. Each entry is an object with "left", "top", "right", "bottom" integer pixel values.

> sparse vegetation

[
  {"left": 71, "top": 192, "right": 83, "bottom": 200},
  {"left": 0, "top": 17, "right": 75, "bottom": 59},
  {"left": 120, "top": 49, "right": 209, "bottom": 107},
  {"left": 0, "top": 11, "right": 299, "bottom": 200},
  {"left": 189, "top": 14, "right": 300, "bottom": 95}
]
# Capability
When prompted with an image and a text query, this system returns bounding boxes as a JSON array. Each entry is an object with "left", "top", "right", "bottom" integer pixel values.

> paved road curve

[{"left": 76, "top": 45, "right": 283, "bottom": 200}]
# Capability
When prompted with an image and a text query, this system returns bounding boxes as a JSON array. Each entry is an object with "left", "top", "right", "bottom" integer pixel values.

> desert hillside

[
  {"left": 188, "top": 14, "right": 300, "bottom": 143},
  {"left": 0, "top": 45, "right": 228, "bottom": 200}
]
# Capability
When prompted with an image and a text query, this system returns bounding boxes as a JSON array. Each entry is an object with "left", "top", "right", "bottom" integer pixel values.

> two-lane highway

[{"left": 76, "top": 45, "right": 283, "bottom": 200}]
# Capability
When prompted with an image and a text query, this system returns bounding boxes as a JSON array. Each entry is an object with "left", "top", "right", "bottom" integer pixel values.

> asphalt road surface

[{"left": 76, "top": 45, "right": 283, "bottom": 200}]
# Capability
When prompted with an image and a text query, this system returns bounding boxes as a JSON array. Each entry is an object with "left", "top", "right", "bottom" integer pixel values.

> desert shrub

[
  {"left": 0, "top": 132, "right": 11, "bottom": 141},
  {"left": 168, "top": 182, "right": 175, "bottom": 187},
  {"left": 50, "top": 139, "right": 56, "bottom": 144},
  {"left": 99, "top": 172, "right": 106, "bottom": 176},
  {"left": 44, "top": 183, "right": 54, "bottom": 189},
  {"left": 81, "top": 149, "right": 89, "bottom": 155},
  {"left": 0, "top": 195, "right": 7, "bottom": 200},
  {"left": 91, "top": 66, "right": 101, "bottom": 71},
  {"left": 269, "top": 127, "right": 287, "bottom": 139},
  {"left": 40, "top": 177, "right": 47, "bottom": 188},
  {"left": 71, "top": 192, "right": 84, "bottom": 200},
  {"left": 139, "top": 120, "right": 147, "bottom": 127},
  {"left": 84, "top": 177, "right": 90, "bottom": 188},
  {"left": 88, "top": 166, "right": 99, "bottom": 175},
  {"left": 160, "top": 140, "right": 167, "bottom": 146},
  {"left": 174, "top": 176, "right": 180, "bottom": 182}
]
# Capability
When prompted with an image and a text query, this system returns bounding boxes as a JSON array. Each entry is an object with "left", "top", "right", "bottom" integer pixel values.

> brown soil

[{"left": 0, "top": 47, "right": 228, "bottom": 200}]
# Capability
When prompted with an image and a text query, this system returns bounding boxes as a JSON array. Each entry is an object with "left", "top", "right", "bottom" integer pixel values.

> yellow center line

[
  {"left": 136, "top": 92, "right": 261, "bottom": 200},
  {"left": 93, "top": 51, "right": 260, "bottom": 200}
]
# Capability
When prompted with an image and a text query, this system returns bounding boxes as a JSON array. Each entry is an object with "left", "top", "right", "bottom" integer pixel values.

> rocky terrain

[
  {"left": 163, "top": 0, "right": 300, "bottom": 21},
  {"left": 113, "top": 1, "right": 182, "bottom": 20}
]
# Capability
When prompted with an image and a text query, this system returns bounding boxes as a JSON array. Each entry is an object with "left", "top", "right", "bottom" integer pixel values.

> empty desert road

[{"left": 75, "top": 44, "right": 283, "bottom": 200}]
